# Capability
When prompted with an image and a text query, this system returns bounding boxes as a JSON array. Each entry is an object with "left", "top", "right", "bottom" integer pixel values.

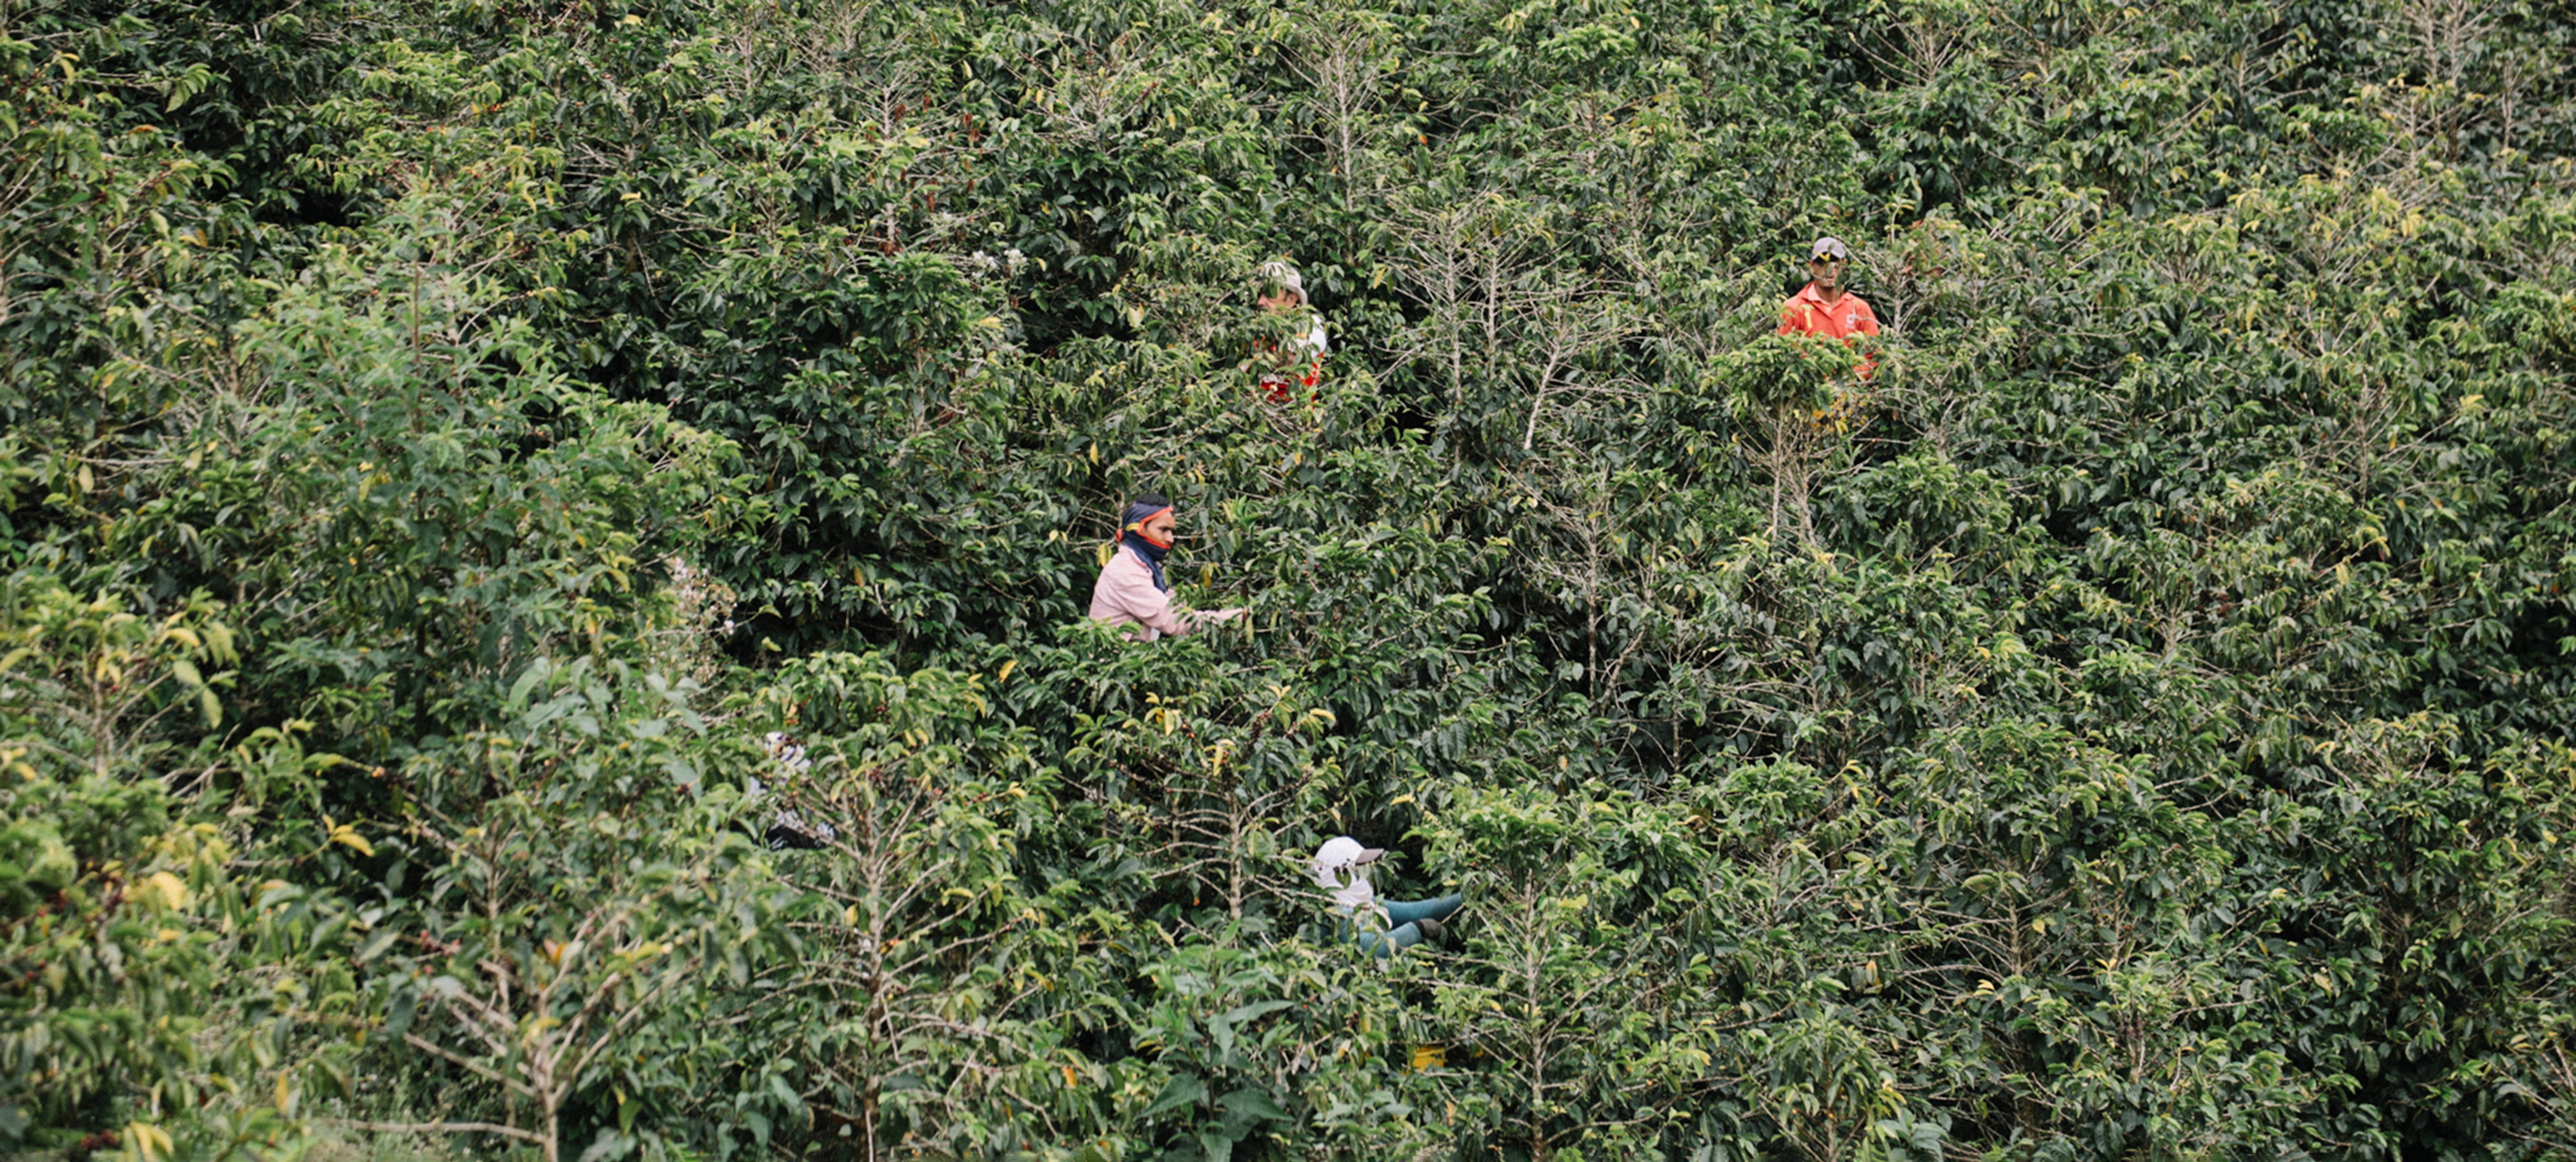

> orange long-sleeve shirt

[{"left": 1778, "top": 282, "right": 1880, "bottom": 378}]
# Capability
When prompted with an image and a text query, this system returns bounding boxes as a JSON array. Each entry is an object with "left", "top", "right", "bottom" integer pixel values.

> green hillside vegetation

[{"left": 5, "top": 0, "right": 2575, "bottom": 1156}]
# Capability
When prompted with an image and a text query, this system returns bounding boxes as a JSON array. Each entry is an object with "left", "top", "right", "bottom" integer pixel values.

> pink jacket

[{"left": 1090, "top": 546, "right": 1199, "bottom": 641}]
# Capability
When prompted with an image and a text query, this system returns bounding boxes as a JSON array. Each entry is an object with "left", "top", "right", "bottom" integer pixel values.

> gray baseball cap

[{"left": 1810, "top": 236, "right": 1851, "bottom": 261}]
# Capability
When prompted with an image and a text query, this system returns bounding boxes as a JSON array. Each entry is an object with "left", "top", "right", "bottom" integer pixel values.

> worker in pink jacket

[{"left": 1088, "top": 494, "right": 1245, "bottom": 641}]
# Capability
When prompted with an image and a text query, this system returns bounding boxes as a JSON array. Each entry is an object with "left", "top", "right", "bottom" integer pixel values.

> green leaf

[
  {"left": 354, "top": 926, "right": 400, "bottom": 964},
  {"left": 1217, "top": 1086, "right": 1289, "bottom": 1122},
  {"left": 1143, "top": 1073, "right": 1206, "bottom": 1119}
]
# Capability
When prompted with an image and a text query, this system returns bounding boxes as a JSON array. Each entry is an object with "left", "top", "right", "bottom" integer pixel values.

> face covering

[{"left": 1120, "top": 502, "right": 1173, "bottom": 591}]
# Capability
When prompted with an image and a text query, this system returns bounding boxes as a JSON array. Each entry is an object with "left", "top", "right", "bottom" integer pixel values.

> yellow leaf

[
  {"left": 143, "top": 871, "right": 188, "bottom": 911},
  {"left": 127, "top": 1123, "right": 173, "bottom": 1162},
  {"left": 997, "top": 658, "right": 1017, "bottom": 684},
  {"left": 330, "top": 823, "right": 375, "bottom": 858},
  {"left": 1060, "top": 1063, "right": 1080, "bottom": 1088}
]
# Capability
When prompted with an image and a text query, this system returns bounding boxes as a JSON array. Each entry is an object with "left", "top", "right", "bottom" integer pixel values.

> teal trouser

[{"left": 1333, "top": 893, "right": 1467, "bottom": 956}]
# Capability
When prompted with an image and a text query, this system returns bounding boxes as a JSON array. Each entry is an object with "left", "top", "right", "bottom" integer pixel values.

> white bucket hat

[{"left": 1255, "top": 259, "right": 1307, "bottom": 305}]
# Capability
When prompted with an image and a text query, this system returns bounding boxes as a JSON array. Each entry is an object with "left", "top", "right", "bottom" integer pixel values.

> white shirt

[
  {"left": 1290, "top": 314, "right": 1329, "bottom": 360},
  {"left": 1310, "top": 837, "right": 1384, "bottom": 915}
]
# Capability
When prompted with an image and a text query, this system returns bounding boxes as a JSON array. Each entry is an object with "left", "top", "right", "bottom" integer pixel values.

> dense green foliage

[{"left": 5, "top": 0, "right": 2575, "bottom": 1157}]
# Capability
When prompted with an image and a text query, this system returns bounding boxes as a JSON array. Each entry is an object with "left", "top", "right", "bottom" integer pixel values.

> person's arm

[
  {"left": 1161, "top": 596, "right": 1250, "bottom": 637},
  {"left": 1853, "top": 300, "right": 1882, "bottom": 380},
  {"left": 1149, "top": 595, "right": 1251, "bottom": 638},
  {"left": 1100, "top": 553, "right": 1248, "bottom": 638},
  {"left": 1186, "top": 606, "right": 1249, "bottom": 631},
  {"left": 1104, "top": 556, "right": 1249, "bottom": 638}
]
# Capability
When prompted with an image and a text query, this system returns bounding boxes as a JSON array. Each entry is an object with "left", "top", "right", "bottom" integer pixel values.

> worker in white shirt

[
  {"left": 1311, "top": 836, "right": 1464, "bottom": 955},
  {"left": 1251, "top": 259, "right": 1329, "bottom": 403}
]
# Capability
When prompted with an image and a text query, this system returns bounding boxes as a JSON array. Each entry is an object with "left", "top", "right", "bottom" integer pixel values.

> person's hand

[{"left": 1211, "top": 607, "right": 1248, "bottom": 622}]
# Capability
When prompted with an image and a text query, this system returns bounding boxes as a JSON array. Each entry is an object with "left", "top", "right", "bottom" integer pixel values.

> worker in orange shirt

[
  {"left": 1779, "top": 236, "right": 1879, "bottom": 376},
  {"left": 1778, "top": 236, "right": 1880, "bottom": 430}
]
